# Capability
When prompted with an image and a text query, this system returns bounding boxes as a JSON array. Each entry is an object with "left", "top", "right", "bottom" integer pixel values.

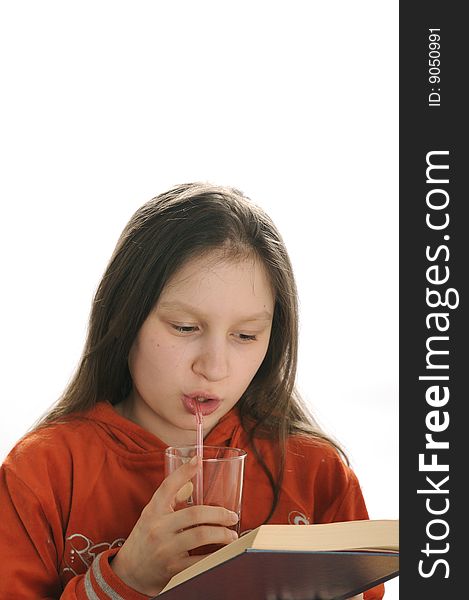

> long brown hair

[{"left": 34, "top": 182, "right": 346, "bottom": 522}]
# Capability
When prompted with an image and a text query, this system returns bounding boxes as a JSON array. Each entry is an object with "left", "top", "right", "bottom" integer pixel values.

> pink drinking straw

[{"left": 194, "top": 401, "right": 204, "bottom": 505}]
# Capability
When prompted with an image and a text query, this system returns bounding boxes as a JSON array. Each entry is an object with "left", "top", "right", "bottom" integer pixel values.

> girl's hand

[{"left": 110, "top": 456, "right": 239, "bottom": 596}]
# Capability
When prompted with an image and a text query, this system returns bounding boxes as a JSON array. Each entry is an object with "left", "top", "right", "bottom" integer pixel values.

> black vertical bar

[{"left": 400, "top": 2, "right": 465, "bottom": 598}]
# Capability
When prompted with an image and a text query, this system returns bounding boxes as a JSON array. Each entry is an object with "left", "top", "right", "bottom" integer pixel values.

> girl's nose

[{"left": 192, "top": 338, "right": 229, "bottom": 382}]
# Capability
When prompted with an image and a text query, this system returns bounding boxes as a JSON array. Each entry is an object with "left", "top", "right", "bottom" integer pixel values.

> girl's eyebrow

[{"left": 157, "top": 301, "right": 273, "bottom": 322}]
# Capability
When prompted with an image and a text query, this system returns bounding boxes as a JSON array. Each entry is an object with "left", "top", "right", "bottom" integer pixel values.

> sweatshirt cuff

[{"left": 85, "top": 548, "right": 152, "bottom": 600}]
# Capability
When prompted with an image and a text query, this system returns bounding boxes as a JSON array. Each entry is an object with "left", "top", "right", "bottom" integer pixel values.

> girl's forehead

[
  {"left": 158, "top": 252, "right": 275, "bottom": 311},
  {"left": 166, "top": 251, "right": 268, "bottom": 287}
]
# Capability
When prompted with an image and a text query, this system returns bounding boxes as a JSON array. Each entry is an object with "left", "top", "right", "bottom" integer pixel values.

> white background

[{"left": 0, "top": 1, "right": 398, "bottom": 597}]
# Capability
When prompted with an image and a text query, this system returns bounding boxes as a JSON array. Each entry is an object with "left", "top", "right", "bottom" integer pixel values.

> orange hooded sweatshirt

[{"left": 0, "top": 402, "right": 384, "bottom": 599}]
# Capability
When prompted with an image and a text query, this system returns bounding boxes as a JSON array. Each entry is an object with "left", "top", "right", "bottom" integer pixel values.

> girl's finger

[
  {"left": 175, "top": 523, "right": 238, "bottom": 553},
  {"left": 174, "top": 480, "right": 193, "bottom": 505},
  {"left": 150, "top": 457, "right": 200, "bottom": 512},
  {"left": 171, "top": 504, "right": 239, "bottom": 533}
]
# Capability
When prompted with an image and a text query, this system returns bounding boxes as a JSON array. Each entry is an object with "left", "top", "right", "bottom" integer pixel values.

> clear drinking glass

[{"left": 164, "top": 445, "right": 247, "bottom": 554}]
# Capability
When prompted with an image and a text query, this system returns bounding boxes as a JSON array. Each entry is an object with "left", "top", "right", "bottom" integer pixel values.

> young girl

[{"left": 0, "top": 183, "right": 383, "bottom": 599}]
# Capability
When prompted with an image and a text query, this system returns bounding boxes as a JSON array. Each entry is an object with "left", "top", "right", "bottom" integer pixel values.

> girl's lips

[{"left": 182, "top": 395, "right": 221, "bottom": 416}]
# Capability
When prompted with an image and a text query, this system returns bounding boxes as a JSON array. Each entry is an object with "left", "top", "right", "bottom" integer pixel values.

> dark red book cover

[{"left": 156, "top": 549, "right": 399, "bottom": 600}]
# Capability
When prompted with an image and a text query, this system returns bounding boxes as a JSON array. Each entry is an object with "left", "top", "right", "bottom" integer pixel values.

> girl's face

[{"left": 125, "top": 251, "right": 275, "bottom": 445}]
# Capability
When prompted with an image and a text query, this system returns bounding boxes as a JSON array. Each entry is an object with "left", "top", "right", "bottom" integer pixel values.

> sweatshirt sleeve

[
  {"left": 310, "top": 450, "right": 386, "bottom": 600},
  {"left": 326, "top": 469, "right": 386, "bottom": 600},
  {"left": 0, "top": 465, "right": 151, "bottom": 600},
  {"left": 331, "top": 471, "right": 386, "bottom": 600}
]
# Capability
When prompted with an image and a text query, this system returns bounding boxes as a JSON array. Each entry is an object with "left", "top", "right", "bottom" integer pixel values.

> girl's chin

[{"left": 166, "top": 415, "right": 219, "bottom": 446}]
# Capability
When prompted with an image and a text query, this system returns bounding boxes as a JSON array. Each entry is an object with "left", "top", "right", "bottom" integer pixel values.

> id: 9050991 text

[{"left": 428, "top": 29, "right": 441, "bottom": 107}]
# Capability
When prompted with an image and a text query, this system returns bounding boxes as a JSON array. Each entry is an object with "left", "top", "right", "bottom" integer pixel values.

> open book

[{"left": 157, "top": 519, "right": 399, "bottom": 599}]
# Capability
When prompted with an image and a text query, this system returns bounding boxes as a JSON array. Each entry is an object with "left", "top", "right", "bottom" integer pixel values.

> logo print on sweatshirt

[
  {"left": 288, "top": 510, "right": 310, "bottom": 525},
  {"left": 62, "top": 533, "right": 125, "bottom": 579}
]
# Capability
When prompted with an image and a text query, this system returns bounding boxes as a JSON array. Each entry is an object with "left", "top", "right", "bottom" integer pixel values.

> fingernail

[
  {"left": 230, "top": 530, "right": 238, "bottom": 540},
  {"left": 229, "top": 511, "right": 239, "bottom": 523},
  {"left": 190, "top": 455, "right": 199, "bottom": 465}
]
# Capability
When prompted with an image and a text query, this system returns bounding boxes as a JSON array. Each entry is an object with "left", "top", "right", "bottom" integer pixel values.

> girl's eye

[
  {"left": 237, "top": 333, "right": 257, "bottom": 342},
  {"left": 171, "top": 325, "right": 199, "bottom": 334},
  {"left": 170, "top": 324, "right": 257, "bottom": 341}
]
